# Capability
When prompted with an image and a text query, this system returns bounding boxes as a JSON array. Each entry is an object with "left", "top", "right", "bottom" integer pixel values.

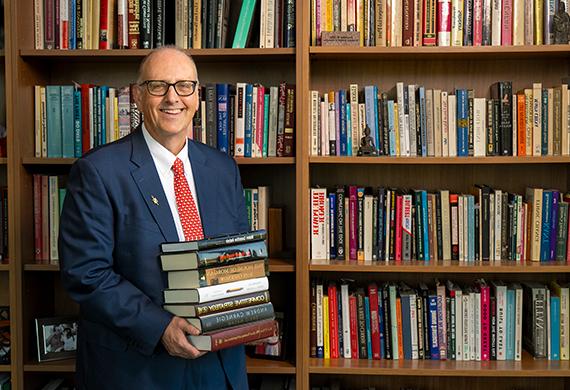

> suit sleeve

[
  {"left": 58, "top": 158, "right": 172, "bottom": 356},
  {"left": 232, "top": 160, "right": 250, "bottom": 233}
]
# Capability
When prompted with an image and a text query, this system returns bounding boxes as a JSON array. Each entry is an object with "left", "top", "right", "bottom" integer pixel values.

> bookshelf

[
  {"left": 5, "top": 2, "right": 302, "bottom": 390},
  {"left": 3, "top": 1, "right": 570, "bottom": 390}
]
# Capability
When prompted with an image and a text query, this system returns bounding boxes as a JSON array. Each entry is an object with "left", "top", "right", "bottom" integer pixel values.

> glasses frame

[{"left": 139, "top": 80, "right": 199, "bottom": 97}]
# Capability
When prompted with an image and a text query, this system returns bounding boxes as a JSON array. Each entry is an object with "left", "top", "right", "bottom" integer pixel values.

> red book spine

[
  {"left": 33, "top": 175, "right": 43, "bottom": 263},
  {"left": 328, "top": 283, "right": 339, "bottom": 358},
  {"left": 44, "top": 0, "right": 55, "bottom": 49},
  {"left": 480, "top": 284, "right": 491, "bottom": 360},
  {"left": 99, "top": 0, "right": 109, "bottom": 49},
  {"left": 395, "top": 195, "right": 403, "bottom": 261},
  {"left": 349, "top": 186, "right": 358, "bottom": 260},
  {"left": 80, "top": 84, "right": 93, "bottom": 155},
  {"left": 255, "top": 86, "right": 265, "bottom": 157},
  {"left": 501, "top": 0, "right": 513, "bottom": 45},
  {"left": 436, "top": 0, "right": 452, "bottom": 45},
  {"left": 368, "top": 283, "right": 381, "bottom": 359},
  {"left": 472, "top": 0, "right": 483, "bottom": 45},
  {"left": 349, "top": 295, "right": 359, "bottom": 359},
  {"left": 209, "top": 319, "right": 276, "bottom": 351},
  {"left": 128, "top": 0, "right": 140, "bottom": 49},
  {"left": 403, "top": 0, "right": 414, "bottom": 46}
]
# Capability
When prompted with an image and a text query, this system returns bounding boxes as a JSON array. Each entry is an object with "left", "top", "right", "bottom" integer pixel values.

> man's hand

[{"left": 161, "top": 316, "right": 206, "bottom": 359}]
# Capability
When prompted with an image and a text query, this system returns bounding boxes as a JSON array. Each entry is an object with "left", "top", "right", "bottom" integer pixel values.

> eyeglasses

[{"left": 139, "top": 80, "right": 198, "bottom": 97}]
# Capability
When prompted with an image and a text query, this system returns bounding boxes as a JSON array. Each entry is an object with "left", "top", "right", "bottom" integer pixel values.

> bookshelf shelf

[
  {"left": 20, "top": 48, "right": 295, "bottom": 62},
  {"left": 309, "top": 44, "right": 570, "bottom": 60},
  {"left": 308, "top": 352, "right": 570, "bottom": 376},
  {"left": 245, "top": 356, "right": 296, "bottom": 374},
  {"left": 309, "top": 259, "right": 570, "bottom": 273},
  {"left": 0, "top": 365, "right": 10, "bottom": 372},
  {"left": 24, "top": 359, "right": 75, "bottom": 373},
  {"left": 23, "top": 357, "right": 295, "bottom": 375},
  {"left": 24, "top": 258, "right": 294, "bottom": 273},
  {"left": 309, "top": 156, "right": 570, "bottom": 165},
  {"left": 23, "top": 157, "right": 295, "bottom": 166}
]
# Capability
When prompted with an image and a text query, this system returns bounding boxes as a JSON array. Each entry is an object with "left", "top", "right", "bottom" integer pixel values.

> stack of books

[{"left": 161, "top": 230, "right": 276, "bottom": 352}]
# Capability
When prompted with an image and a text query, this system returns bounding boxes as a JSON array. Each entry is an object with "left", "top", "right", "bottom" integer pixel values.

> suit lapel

[
  {"left": 187, "top": 141, "right": 218, "bottom": 237},
  {"left": 129, "top": 129, "right": 179, "bottom": 243}
]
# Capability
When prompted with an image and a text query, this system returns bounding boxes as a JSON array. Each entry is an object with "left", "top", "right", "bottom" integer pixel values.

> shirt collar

[{"left": 141, "top": 123, "right": 190, "bottom": 176}]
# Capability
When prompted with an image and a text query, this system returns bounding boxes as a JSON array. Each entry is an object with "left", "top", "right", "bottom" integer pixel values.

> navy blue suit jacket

[{"left": 59, "top": 129, "right": 250, "bottom": 389}]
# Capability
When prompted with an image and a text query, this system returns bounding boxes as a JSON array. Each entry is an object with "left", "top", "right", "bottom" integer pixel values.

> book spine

[
  {"left": 207, "top": 319, "right": 276, "bottom": 351},
  {"left": 198, "top": 302, "right": 274, "bottom": 333}
]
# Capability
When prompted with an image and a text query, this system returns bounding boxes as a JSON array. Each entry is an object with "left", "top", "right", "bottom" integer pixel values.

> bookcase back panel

[
  {"left": 310, "top": 165, "right": 570, "bottom": 196},
  {"left": 22, "top": 274, "right": 78, "bottom": 364},
  {"left": 0, "top": 272, "right": 8, "bottom": 306},
  {"left": 310, "top": 60, "right": 569, "bottom": 97},
  {"left": 239, "top": 165, "right": 296, "bottom": 251},
  {"left": 310, "top": 375, "right": 569, "bottom": 390}
]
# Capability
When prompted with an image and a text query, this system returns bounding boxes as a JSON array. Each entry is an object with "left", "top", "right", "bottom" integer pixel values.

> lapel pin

[{"left": 151, "top": 195, "right": 159, "bottom": 206}]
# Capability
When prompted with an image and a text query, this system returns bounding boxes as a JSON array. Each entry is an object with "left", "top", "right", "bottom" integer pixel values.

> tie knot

[{"left": 172, "top": 158, "right": 184, "bottom": 176}]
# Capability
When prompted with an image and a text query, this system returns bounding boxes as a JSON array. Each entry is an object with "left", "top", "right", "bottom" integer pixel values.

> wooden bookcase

[{"left": 2, "top": 0, "right": 570, "bottom": 389}]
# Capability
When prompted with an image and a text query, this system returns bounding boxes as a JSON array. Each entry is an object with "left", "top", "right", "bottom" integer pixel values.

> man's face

[{"left": 134, "top": 49, "right": 199, "bottom": 146}]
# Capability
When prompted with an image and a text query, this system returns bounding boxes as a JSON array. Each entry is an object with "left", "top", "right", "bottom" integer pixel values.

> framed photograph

[{"left": 35, "top": 317, "right": 78, "bottom": 362}]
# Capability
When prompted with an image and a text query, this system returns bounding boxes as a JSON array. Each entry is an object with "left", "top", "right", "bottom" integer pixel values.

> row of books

[
  {"left": 311, "top": 0, "right": 568, "bottom": 47},
  {"left": 244, "top": 186, "right": 270, "bottom": 232},
  {"left": 161, "top": 230, "right": 276, "bottom": 351},
  {"left": 33, "top": 0, "right": 296, "bottom": 50},
  {"left": 34, "top": 84, "right": 139, "bottom": 159},
  {"left": 310, "top": 279, "right": 569, "bottom": 361},
  {"left": 311, "top": 81, "right": 570, "bottom": 158},
  {"left": 192, "top": 83, "right": 295, "bottom": 158},
  {"left": 33, "top": 175, "right": 66, "bottom": 264},
  {"left": 310, "top": 186, "right": 570, "bottom": 262}
]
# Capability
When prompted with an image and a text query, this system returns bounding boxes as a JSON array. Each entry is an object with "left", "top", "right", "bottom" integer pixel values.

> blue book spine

[
  {"left": 541, "top": 191, "right": 552, "bottom": 261},
  {"left": 419, "top": 87, "right": 427, "bottom": 156},
  {"left": 541, "top": 89, "right": 548, "bottom": 156},
  {"left": 428, "top": 295, "right": 440, "bottom": 359},
  {"left": 45, "top": 85, "right": 62, "bottom": 158},
  {"left": 506, "top": 289, "right": 515, "bottom": 360},
  {"left": 365, "top": 86, "right": 378, "bottom": 154},
  {"left": 335, "top": 91, "right": 341, "bottom": 155},
  {"left": 365, "top": 296, "right": 373, "bottom": 359},
  {"left": 551, "top": 295, "right": 561, "bottom": 360},
  {"left": 263, "top": 94, "right": 270, "bottom": 157},
  {"left": 244, "top": 84, "right": 253, "bottom": 157},
  {"left": 468, "top": 195, "right": 475, "bottom": 261},
  {"left": 339, "top": 90, "right": 347, "bottom": 156},
  {"left": 401, "top": 294, "right": 412, "bottom": 360},
  {"left": 346, "top": 103, "right": 352, "bottom": 156},
  {"left": 73, "top": 89, "right": 82, "bottom": 157},
  {"left": 422, "top": 191, "right": 430, "bottom": 261},
  {"left": 329, "top": 192, "right": 337, "bottom": 259},
  {"left": 216, "top": 83, "right": 230, "bottom": 153},
  {"left": 100, "top": 86, "right": 108, "bottom": 145},
  {"left": 550, "top": 191, "right": 559, "bottom": 260},
  {"left": 378, "top": 293, "right": 385, "bottom": 359},
  {"left": 60, "top": 85, "right": 75, "bottom": 158},
  {"left": 70, "top": 0, "right": 76, "bottom": 49},
  {"left": 373, "top": 86, "right": 380, "bottom": 152},
  {"left": 456, "top": 89, "right": 469, "bottom": 156},
  {"left": 388, "top": 100, "right": 396, "bottom": 156}
]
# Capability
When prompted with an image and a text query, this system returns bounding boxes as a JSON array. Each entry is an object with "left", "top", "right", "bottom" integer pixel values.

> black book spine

[
  {"left": 436, "top": 192, "right": 443, "bottom": 260},
  {"left": 468, "top": 89, "right": 475, "bottom": 156},
  {"left": 377, "top": 91, "right": 384, "bottom": 155},
  {"left": 490, "top": 295, "right": 497, "bottom": 360},
  {"left": 474, "top": 206, "right": 480, "bottom": 261},
  {"left": 500, "top": 193, "right": 509, "bottom": 260},
  {"left": 389, "top": 190, "right": 397, "bottom": 260},
  {"left": 500, "top": 82, "right": 513, "bottom": 156},
  {"left": 486, "top": 99, "right": 494, "bottom": 155},
  {"left": 382, "top": 93, "right": 390, "bottom": 156},
  {"left": 372, "top": 195, "right": 378, "bottom": 261},
  {"left": 414, "top": 191, "right": 425, "bottom": 261},
  {"left": 205, "top": 84, "right": 217, "bottom": 148},
  {"left": 140, "top": 0, "right": 152, "bottom": 48},
  {"left": 336, "top": 187, "right": 346, "bottom": 260},
  {"left": 201, "top": 0, "right": 208, "bottom": 48},
  {"left": 285, "top": 0, "right": 295, "bottom": 47},
  {"left": 153, "top": 0, "right": 165, "bottom": 47},
  {"left": 481, "top": 187, "right": 490, "bottom": 261},
  {"left": 377, "top": 188, "right": 386, "bottom": 260}
]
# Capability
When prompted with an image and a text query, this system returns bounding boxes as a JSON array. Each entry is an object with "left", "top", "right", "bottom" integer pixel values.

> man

[{"left": 59, "top": 47, "right": 250, "bottom": 389}]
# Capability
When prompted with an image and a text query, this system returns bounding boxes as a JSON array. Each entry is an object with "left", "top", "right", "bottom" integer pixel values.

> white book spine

[
  {"left": 469, "top": 292, "right": 476, "bottom": 360},
  {"left": 462, "top": 293, "right": 470, "bottom": 359},
  {"left": 448, "top": 95, "right": 457, "bottom": 156},
  {"left": 455, "top": 290, "right": 464, "bottom": 360},
  {"left": 311, "top": 188, "right": 328, "bottom": 260},
  {"left": 311, "top": 91, "right": 320, "bottom": 156},
  {"left": 494, "top": 190, "right": 502, "bottom": 261},
  {"left": 410, "top": 294, "right": 419, "bottom": 359},
  {"left": 474, "top": 291, "right": 481, "bottom": 361},
  {"left": 473, "top": 97, "right": 486, "bottom": 157},
  {"left": 434, "top": 90, "right": 443, "bottom": 157},
  {"left": 515, "top": 286, "right": 523, "bottom": 361},
  {"left": 562, "top": 287, "right": 570, "bottom": 360},
  {"left": 491, "top": 0, "right": 502, "bottom": 45},
  {"left": 316, "top": 284, "right": 324, "bottom": 356},
  {"left": 341, "top": 284, "right": 352, "bottom": 358},
  {"left": 441, "top": 91, "right": 449, "bottom": 157},
  {"left": 532, "top": 83, "right": 543, "bottom": 156},
  {"left": 496, "top": 285, "right": 507, "bottom": 360}
]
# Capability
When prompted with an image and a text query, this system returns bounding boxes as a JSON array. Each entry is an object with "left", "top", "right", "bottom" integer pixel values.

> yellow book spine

[{"left": 323, "top": 296, "right": 330, "bottom": 359}]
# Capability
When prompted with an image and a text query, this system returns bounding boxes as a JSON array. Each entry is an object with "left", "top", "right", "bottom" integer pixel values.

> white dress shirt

[{"left": 142, "top": 124, "right": 201, "bottom": 241}]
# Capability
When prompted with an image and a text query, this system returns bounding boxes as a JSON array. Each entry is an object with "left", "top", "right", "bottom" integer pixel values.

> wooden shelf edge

[
  {"left": 246, "top": 356, "right": 295, "bottom": 374},
  {"left": 25, "top": 258, "right": 294, "bottom": 273},
  {"left": 0, "top": 364, "right": 10, "bottom": 372},
  {"left": 309, "top": 259, "right": 570, "bottom": 273},
  {"left": 24, "top": 359, "right": 75, "bottom": 372},
  {"left": 309, "top": 156, "right": 570, "bottom": 165},
  {"left": 310, "top": 44, "right": 570, "bottom": 57},
  {"left": 308, "top": 354, "right": 570, "bottom": 376},
  {"left": 23, "top": 157, "right": 295, "bottom": 166},
  {"left": 0, "top": 264, "right": 9, "bottom": 272}
]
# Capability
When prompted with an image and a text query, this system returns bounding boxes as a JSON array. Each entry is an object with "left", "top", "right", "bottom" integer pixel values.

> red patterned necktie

[{"left": 172, "top": 158, "right": 204, "bottom": 241}]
